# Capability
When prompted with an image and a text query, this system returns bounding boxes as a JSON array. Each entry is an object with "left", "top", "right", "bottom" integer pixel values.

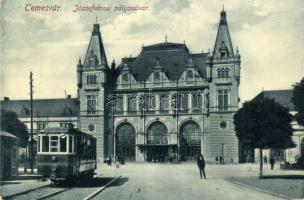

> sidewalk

[{"left": 0, "top": 174, "right": 50, "bottom": 198}]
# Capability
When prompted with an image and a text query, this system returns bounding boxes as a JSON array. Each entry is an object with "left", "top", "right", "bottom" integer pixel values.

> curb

[
  {"left": 3, "top": 183, "right": 51, "bottom": 199},
  {"left": 82, "top": 176, "right": 121, "bottom": 200},
  {"left": 224, "top": 178, "right": 290, "bottom": 199}
]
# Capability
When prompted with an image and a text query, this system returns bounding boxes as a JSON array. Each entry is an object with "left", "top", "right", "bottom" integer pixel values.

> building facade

[
  {"left": 250, "top": 90, "right": 304, "bottom": 164},
  {"left": 1, "top": 9, "right": 241, "bottom": 166},
  {"left": 77, "top": 9, "right": 241, "bottom": 165}
]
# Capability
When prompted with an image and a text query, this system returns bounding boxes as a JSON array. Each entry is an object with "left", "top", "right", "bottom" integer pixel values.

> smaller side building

[
  {"left": 246, "top": 90, "right": 304, "bottom": 163},
  {"left": 0, "top": 131, "right": 18, "bottom": 181}
]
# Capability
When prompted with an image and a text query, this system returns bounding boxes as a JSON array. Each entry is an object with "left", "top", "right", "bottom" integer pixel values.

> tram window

[
  {"left": 74, "top": 137, "right": 77, "bottom": 153},
  {"left": 37, "top": 136, "right": 40, "bottom": 152},
  {"left": 42, "top": 136, "right": 49, "bottom": 152},
  {"left": 50, "top": 136, "right": 59, "bottom": 152},
  {"left": 69, "top": 136, "right": 73, "bottom": 153},
  {"left": 60, "top": 136, "right": 67, "bottom": 152}
]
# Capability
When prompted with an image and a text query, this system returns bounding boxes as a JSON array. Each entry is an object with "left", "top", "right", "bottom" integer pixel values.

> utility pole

[{"left": 30, "top": 72, "right": 34, "bottom": 174}]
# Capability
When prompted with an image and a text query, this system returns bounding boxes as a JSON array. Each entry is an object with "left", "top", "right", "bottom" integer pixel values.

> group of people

[
  {"left": 106, "top": 156, "right": 120, "bottom": 168},
  {"left": 264, "top": 155, "right": 276, "bottom": 170},
  {"left": 215, "top": 155, "right": 225, "bottom": 164}
]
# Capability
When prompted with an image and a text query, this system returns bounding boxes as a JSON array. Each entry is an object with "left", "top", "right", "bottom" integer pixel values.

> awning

[{"left": 0, "top": 131, "right": 17, "bottom": 139}]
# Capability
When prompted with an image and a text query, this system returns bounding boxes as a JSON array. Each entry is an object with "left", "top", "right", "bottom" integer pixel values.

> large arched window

[
  {"left": 179, "top": 120, "right": 201, "bottom": 161},
  {"left": 147, "top": 121, "right": 168, "bottom": 144},
  {"left": 116, "top": 122, "right": 136, "bottom": 161},
  {"left": 180, "top": 121, "right": 201, "bottom": 145}
]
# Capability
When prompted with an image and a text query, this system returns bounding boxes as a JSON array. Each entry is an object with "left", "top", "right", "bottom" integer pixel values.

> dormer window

[
  {"left": 220, "top": 52, "right": 226, "bottom": 58},
  {"left": 219, "top": 41, "right": 230, "bottom": 58},
  {"left": 88, "top": 50, "right": 98, "bottom": 67},
  {"left": 122, "top": 74, "right": 129, "bottom": 83},
  {"left": 154, "top": 72, "right": 160, "bottom": 81},
  {"left": 187, "top": 70, "right": 194, "bottom": 79}
]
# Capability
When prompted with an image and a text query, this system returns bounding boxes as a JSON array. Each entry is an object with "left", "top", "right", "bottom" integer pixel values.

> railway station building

[{"left": 1, "top": 9, "right": 241, "bottom": 165}]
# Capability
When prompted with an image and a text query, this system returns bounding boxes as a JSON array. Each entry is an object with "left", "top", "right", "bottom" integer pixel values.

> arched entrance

[
  {"left": 116, "top": 122, "right": 136, "bottom": 161},
  {"left": 179, "top": 120, "right": 201, "bottom": 161},
  {"left": 146, "top": 121, "right": 169, "bottom": 162}
]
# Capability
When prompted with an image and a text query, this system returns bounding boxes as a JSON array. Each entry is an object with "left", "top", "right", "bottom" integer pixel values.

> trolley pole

[{"left": 30, "top": 72, "right": 34, "bottom": 174}]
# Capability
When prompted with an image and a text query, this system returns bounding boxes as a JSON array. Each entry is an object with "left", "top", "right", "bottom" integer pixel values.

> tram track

[
  {"left": 3, "top": 176, "right": 121, "bottom": 200},
  {"left": 4, "top": 184, "right": 70, "bottom": 200}
]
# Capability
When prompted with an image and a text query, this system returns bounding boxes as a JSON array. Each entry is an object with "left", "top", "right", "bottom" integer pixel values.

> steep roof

[
  {"left": 0, "top": 98, "right": 79, "bottom": 118},
  {"left": 117, "top": 42, "right": 208, "bottom": 81},
  {"left": 213, "top": 9, "right": 234, "bottom": 57},
  {"left": 253, "top": 90, "right": 295, "bottom": 111},
  {"left": 83, "top": 23, "right": 108, "bottom": 67}
]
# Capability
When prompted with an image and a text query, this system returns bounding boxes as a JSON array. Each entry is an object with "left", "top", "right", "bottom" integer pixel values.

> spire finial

[
  {"left": 223, "top": 4, "right": 224, "bottom": 11},
  {"left": 95, "top": 16, "right": 98, "bottom": 24},
  {"left": 165, "top": 35, "right": 168, "bottom": 43},
  {"left": 78, "top": 57, "right": 81, "bottom": 64}
]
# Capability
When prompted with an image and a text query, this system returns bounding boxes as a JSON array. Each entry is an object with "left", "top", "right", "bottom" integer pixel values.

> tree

[
  {"left": 234, "top": 97, "right": 294, "bottom": 177},
  {"left": 0, "top": 109, "right": 28, "bottom": 147},
  {"left": 292, "top": 78, "right": 304, "bottom": 126}
]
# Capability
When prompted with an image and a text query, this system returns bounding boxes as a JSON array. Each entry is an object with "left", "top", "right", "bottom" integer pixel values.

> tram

[{"left": 36, "top": 127, "right": 97, "bottom": 182}]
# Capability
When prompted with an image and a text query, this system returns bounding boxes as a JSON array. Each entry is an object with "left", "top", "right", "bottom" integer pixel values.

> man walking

[
  {"left": 196, "top": 154, "right": 207, "bottom": 179},
  {"left": 270, "top": 157, "right": 275, "bottom": 170}
]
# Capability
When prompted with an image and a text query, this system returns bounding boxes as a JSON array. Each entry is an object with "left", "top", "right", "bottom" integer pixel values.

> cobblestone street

[{"left": 96, "top": 163, "right": 302, "bottom": 200}]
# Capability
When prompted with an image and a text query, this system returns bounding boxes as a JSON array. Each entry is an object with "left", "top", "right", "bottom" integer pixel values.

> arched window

[
  {"left": 116, "top": 122, "right": 136, "bottom": 161},
  {"left": 217, "top": 68, "right": 221, "bottom": 78},
  {"left": 87, "top": 74, "right": 97, "bottom": 84},
  {"left": 179, "top": 120, "right": 201, "bottom": 161},
  {"left": 224, "top": 68, "right": 229, "bottom": 78},
  {"left": 154, "top": 72, "right": 160, "bottom": 81},
  {"left": 180, "top": 121, "right": 201, "bottom": 145},
  {"left": 187, "top": 70, "right": 194, "bottom": 79},
  {"left": 122, "top": 74, "right": 129, "bottom": 83},
  {"left": 147, "top": 121, "right": 168, "bottom": 144},
  {"left": 87, "top": 75, "right": 90, "bottom": 84}
]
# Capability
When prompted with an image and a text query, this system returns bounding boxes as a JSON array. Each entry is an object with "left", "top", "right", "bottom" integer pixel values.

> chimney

[{"left": 4, "top": 97, "right": 9, "bottom": 101}]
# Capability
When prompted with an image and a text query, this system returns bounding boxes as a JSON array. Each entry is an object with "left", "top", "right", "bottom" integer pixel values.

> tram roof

[{"left": 39, "top": 127, "right": 95, "bottom": 138}]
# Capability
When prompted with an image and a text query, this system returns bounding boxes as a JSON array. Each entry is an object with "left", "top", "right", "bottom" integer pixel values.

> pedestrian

[
  {"left": 109, "top": 156, "right": 112, "bottom": 166},
  {"left": 270, "top": 157, "right": 275, "bottom": 170},
  {"left": 196, "top": 154, "right": 207, "bottom": 179},
  {"left": 264, "top": 155, "right": 267, "bottom": 164},
  {"left": 215, "top": 155, "right": 219, "bottom": 164},
  {"left": 115, "top": 156, "right": 120, "bottom": 168},
  {"left": 230, "top": 157, "right": 234, "bottom": 164},
  {"left": 106, "top": 157, "right": 110, "bottom": 166},
  {"left": 219, "top": 155, "right": 223, "bottom": 165}
]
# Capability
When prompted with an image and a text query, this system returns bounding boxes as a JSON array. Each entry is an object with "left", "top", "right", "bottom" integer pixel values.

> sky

[{"left": 0, "top": 0, "right": 303, "bottom": 102}]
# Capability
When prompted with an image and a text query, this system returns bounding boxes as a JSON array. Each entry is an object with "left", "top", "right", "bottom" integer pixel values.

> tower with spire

[
  {"left": 206, "top": 8, "right": 241, "bottom": 162},
  {"left": 77, "top": 22, "right": 109, "bottom": 166},
  {"left": 74, "top": 8, "right": 241, "bottom": 165}
]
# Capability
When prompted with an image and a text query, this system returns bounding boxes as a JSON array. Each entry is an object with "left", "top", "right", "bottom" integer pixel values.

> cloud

[{"left": 1, "top": 0, "right": 304, "bottom": 102}]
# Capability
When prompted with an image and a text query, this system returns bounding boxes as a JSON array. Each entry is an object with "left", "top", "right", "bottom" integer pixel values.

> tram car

[{"left": 36, "top": 127, "right": 97, "bottom": 182}]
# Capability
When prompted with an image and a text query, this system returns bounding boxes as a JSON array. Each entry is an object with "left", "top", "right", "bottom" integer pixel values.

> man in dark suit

[{"left": 196, "top": 154, "right": 207, "bottom": 179}]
